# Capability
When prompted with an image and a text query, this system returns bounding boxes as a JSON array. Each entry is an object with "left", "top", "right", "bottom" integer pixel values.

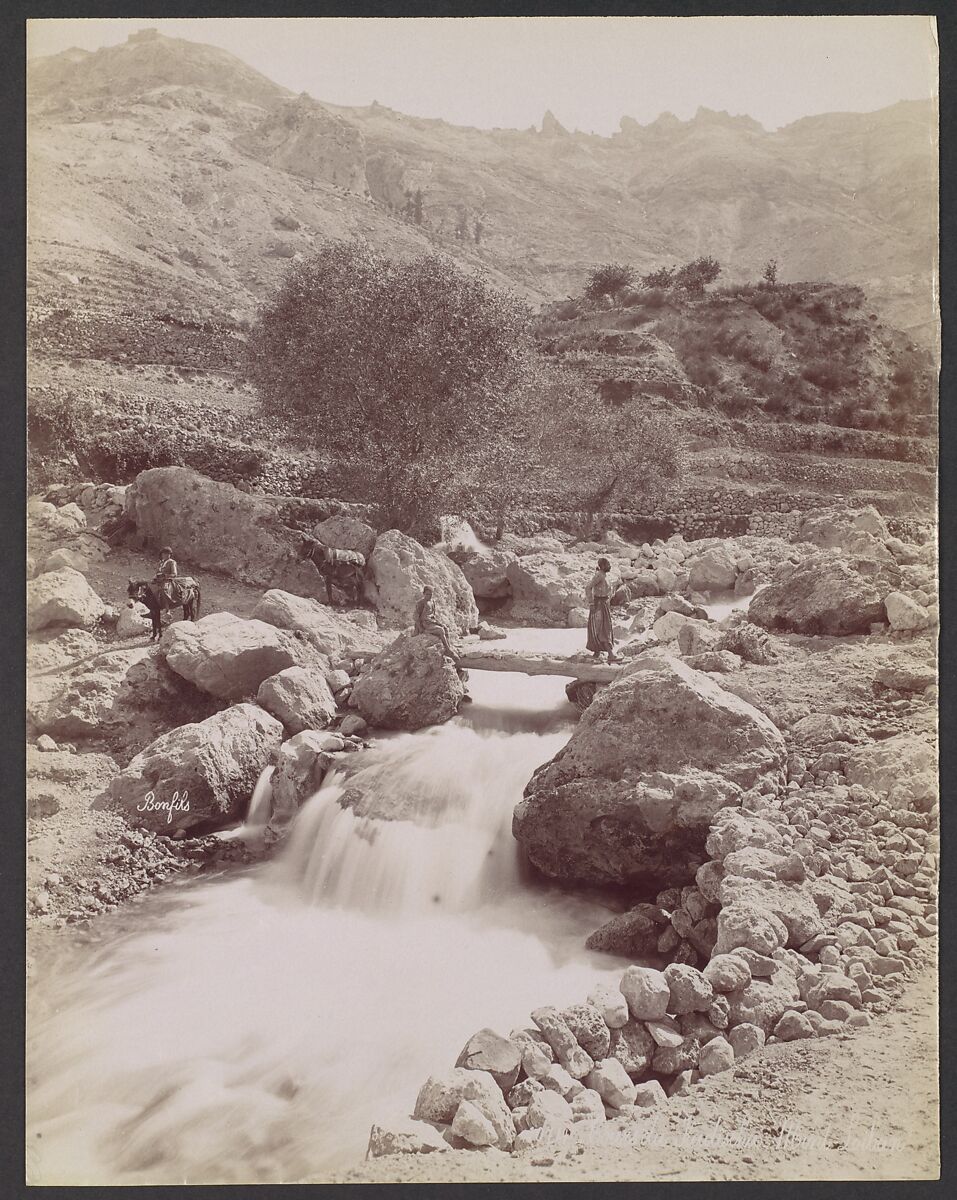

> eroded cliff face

[
  {"left": 236, "top": 94, "right": 369, "bottom": 195},
  {"left": 27, "top": 30, "right": 937, "bottom": 343}
]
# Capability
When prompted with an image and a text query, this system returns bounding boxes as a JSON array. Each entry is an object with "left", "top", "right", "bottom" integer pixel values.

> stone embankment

[{"left": 368, "top": 738, "right": 936, "bottom": 1160}]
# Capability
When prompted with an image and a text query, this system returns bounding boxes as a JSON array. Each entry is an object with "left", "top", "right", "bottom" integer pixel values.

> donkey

[
  {"left": 127, "top": 577, "right": 201, "bottom": 642},
  {"left": 297, "top": 535, "right": 365, "bottom": 606}
]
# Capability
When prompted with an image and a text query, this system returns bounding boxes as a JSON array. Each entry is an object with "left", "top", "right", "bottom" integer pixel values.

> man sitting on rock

[{"left": 414, "top": 585, "right": 458, "bottom": 661}]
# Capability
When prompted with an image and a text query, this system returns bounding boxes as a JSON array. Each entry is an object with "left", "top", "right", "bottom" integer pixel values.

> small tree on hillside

[
  {"left": 675, "top": 256, "right": 722, "bottom": 296},
  {"left": 641, "top": 266, "right": 676, "bottom": 289},
  {"left": 246, "top": 240, "right": 533, "bottom": 535},
  {"left": 762, "top": 258, "right": 779, "bottom": 286},
  {"left": 470, "top": 359, "right": 577, "bottom": 539},
  {"left": 538, "top": 388, "right": 682, "bottom": 531},
  {"left": 585, "top": 262, "right": 635, "bottom": 301}
]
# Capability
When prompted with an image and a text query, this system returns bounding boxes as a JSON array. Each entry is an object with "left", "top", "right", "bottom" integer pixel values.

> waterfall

[
  {"left": 246, "top": 765, "right": 275, "bottom": 830},
  {"left": 26, "top": 635, "right": 630, "bottom": 1185},
  {"left": 279, "top": 724, "right": 567, "bottom": 915}
]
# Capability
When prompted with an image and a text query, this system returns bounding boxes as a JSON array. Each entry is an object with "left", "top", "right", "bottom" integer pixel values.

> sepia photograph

[{"left": 24, "top": 12, "right": 940, "bottom": 1185}]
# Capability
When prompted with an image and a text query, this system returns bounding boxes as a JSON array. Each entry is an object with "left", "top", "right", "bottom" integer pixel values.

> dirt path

[
  {"left": 328, "top": 956, "right": 938, "bottom": 1183},
  {"left": 85, "top": 542, "right": 273, "bottom": 623}
]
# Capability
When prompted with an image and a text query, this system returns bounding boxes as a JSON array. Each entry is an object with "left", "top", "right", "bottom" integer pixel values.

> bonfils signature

[{"left": 136, "top": 790, "right": 190, "bottom": 823}]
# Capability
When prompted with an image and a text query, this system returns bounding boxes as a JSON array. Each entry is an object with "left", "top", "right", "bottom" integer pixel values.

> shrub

[
  {"left": 640, "top": 267, "right": 676, "bottom": 289},
  {"left": 683, "top": 355, "right": 721, "bottom": 388},
  {"left": 800, "top": 359, "right": 854, "bottom": 393},
  {"left": 585, "top": 262, "right": 635, "bottom": 300},
  {"left": 675, "top": 256, "right": 722, "bottom": 296}
]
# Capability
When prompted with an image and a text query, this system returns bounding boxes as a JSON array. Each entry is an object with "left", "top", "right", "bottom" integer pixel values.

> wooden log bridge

[{"left": 456, "top": 648, "right": 624, "bottom": 682}]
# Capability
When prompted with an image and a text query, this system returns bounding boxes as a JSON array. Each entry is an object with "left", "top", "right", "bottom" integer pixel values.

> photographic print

[{"left": 25, "top": 14, "right": 939, "bottom": 1185}]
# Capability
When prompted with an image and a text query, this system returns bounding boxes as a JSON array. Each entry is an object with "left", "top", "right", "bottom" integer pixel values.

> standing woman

[{"left": 585, "top": 557, "right": 618, "bottom": 662}]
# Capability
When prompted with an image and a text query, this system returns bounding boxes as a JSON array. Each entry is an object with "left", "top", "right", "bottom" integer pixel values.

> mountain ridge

[{"left": 27, "top": 29, "right": 937, "bottom": 347}]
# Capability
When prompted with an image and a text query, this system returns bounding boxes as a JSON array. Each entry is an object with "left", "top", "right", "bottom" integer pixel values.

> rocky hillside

[
  {"left": 537, "top": 279, "right": 936, "bottom": 435},
  {"left": 26, "top": 29, "right": 938, "bottom": 538},
  {"left": 28, "top": 28, "right": 936, "bottom": 345}
]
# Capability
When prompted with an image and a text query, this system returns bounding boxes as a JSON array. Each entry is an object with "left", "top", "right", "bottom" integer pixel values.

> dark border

[{"left": 3, "top": 3, "right": 952, "bottom": 1199}]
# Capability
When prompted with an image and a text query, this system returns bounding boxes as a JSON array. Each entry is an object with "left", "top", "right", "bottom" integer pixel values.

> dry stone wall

[{"left": 470, "top": 478, "right": 932, "bottom": 545}]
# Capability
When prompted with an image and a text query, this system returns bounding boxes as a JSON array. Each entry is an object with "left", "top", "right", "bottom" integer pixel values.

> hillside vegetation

[
  {"left": 26, "top": 29, "right": 937, "bottom": 536},
  {"left": 28, "top": 29, "right": 937, "bottom": 344},
  {"left": 538, "top": 276, "right": 935, "bottom": 437}
]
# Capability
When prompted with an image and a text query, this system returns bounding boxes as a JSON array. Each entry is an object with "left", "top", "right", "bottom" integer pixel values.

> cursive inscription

[{"left": 136, "top": 790, "right": 190, "bottom": 823}]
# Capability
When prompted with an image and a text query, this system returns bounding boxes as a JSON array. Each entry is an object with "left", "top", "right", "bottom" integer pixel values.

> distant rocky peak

[
  {"left": 57, "top": 46, "right": 92, "bottom": 63},
  {"left": 540, "top": 109, "right": 570, "bottom": 138},
  {"left": 28, "top": 27, "right": 286, "bottom": 111},
  {"left": 692, "top": 106, "right": 765, "bottom": 133},
  {"left": 647, "top": 111, "right": 685, "bottom": 132}
]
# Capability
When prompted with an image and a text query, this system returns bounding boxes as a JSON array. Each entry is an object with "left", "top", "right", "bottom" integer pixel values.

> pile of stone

[
  {"left": 369, "top": 601, "right": 937, "bottom": 1159},
  {"left": 42, "top": 481, "right": 127, "bottom": 520},
  {"left": 373, "top": 774, "right": 937, "bottom": 1159}
]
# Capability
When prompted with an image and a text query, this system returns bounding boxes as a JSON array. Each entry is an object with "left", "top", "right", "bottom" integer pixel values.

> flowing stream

[
  {"left": 26, "top": 626, "right": 633, "bottom": 1185},
  {"left": 27, "top": 599, "right": 752, "bottom": 1184}
]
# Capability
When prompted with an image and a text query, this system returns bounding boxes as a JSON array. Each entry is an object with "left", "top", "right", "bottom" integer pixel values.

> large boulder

[
  {"left": 455, "top": 1028, "right": 522, "bottom": 1091},
  {"left": 109, "top": 703, "right": 283, "bottom": 832},
  {"left": 413, "top": 1069, "right": 514, "bottom": 1150},
  {"left": 27, "top": 568, "right": 105, "bottom": 632},
  {"left": 27, "top": 645, "right": 200, "bottom": 740},
  {"left": 314, "top": 514, "right": 377, "bottom": 560},
  {"left": 796, "top": 507, "right": 891, "bottom": 559},
  {"left": 269, "top": 730, "right": 344, "bottom": 829},
  {"left": 125, "top": 467, "right": 321, "bottom": 592},
  {"left": 162, "top": 612, "right": 325, "bottom": 701},
  {"left": 884, "top": 591, "right": 933, "bottom": 632},
  {"left": 513, "top": 657, "right": 786, "bottom": 888},
  {"left": 585, "top": 905, "right": 663, "bottom": 957},
  {"left": 505, "top": 553, "right": 601, "bottom": 624},
  {"left": 351, "top": 633, "right": 465, "bottom": 730},
  {"left": 845, "top": 734, "right": 936, "bottom": 810},
  {"left": 26, "top": 628, "right": 97, "bottom": 675},
  {"left": 367, "top": 1119, "right": 449, "bottom": 1158},
  {"left": 256, "top": 667, "right": 337, "bottom": 733},
  {"left": 725, "top": 975, "right": 801, "bottom": 1035},
  {"left": 32, "top": 501, "right": 87, "bottom": 538},
  {"left": 749, "top": 553, "right": 886, "bottom": 636},
  {"left": 687, "top": 546, "right": 737, "bottom": 594},
  {"left": 252, "top": 589, "right": 384, "bottom": 657},
  {"left": 718, "top": 876, "right": 825, "bottom": 948},
  {"left": 459, "top": 549, "right": 515, "bottom": 599},
  {"left": 43, "top": 547, "right": 88, "bottom": 573},
  {"left": 116, "top": 601, "right": 153, "bottom": 639},
  {"left": 366, "top": 530, "right": 478, "bottom": 634}
]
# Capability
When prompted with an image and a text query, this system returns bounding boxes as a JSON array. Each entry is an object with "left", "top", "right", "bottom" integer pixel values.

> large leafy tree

[{"left": 246, "top": 240, "right": 533, "bottom": 534}]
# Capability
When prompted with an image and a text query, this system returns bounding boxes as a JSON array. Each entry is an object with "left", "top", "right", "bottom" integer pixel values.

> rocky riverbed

[{"left": 26, "top": 468, "right": 938, "bottom": 1181}]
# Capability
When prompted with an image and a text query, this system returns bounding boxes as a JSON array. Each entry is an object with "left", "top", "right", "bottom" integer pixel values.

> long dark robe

[{"left": 586, "top": 596, "right": 614, "bottom": 654}]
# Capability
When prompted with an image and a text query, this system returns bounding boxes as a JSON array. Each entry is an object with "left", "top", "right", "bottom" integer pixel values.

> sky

[{"left": 26, "top": 15, "right": 938, "bottom": 135}]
